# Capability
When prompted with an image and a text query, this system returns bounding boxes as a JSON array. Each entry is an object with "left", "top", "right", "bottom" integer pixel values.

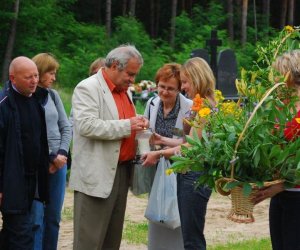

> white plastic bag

[{"left": 144, "top": 157, "right": 181, "bottom": 229}]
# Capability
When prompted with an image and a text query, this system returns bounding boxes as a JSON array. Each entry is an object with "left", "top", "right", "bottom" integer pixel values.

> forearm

[
  {"left": 160, "top": 137, "right": 183, "bottom": 147},
  {"left": 159, "top": 145, "right": 181, "bottom": 159}
]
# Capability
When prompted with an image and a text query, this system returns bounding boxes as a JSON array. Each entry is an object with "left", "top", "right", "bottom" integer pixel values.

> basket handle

[{"left": 230, "top": 82, "right": 286, "bottom": 179}]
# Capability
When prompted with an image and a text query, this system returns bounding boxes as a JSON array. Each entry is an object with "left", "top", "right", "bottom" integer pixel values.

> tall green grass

[
  {"left": 209, "top": 238, "right": 271, "bottom": 250},
  {"left": 56, "top": 86, "right": 73, "bottom": 116}
]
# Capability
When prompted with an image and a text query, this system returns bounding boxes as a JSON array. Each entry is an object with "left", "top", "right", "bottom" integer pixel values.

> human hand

[
  {"left": 53, "top": 154, "right": 67, "bottom": 169},
  {"left": 49, "top": 163, "right": 58, "bottom": 174},
  {"left": 130, "top": 116, "right": 149, "bottom": 131},
  {"left": 149, "top": 133, "right": 165, "bottom": 145},
  {"left": 252, "top": 182, "right": 284, "bottom": 205},
  {"left": 141, "top": 151, "right": 160, "bottom": 166}
]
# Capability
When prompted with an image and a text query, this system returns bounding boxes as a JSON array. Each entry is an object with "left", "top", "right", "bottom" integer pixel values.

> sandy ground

[{"left": 58, "top": 189, "right": 270, "bottom": 250}]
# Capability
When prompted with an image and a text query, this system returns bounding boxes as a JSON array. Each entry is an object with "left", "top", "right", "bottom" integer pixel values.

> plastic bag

[
  {"left": 130, "top": 163, "right": 156, "bottom": 196},
  {"left": 144, "top": 157, "right": 181, "bottom": 229}
]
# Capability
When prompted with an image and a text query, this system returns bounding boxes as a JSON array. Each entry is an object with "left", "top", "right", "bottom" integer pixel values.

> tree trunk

[
  {"left": 288, "top": 0, "right": 295, "bottom": 25},
  {"left": 170, "top": 0, "right": 178, "bottom": 48},
  {"left": 106, "top": 0, "right": 111, "bottom": 37},
  {"left": 150, "top": 0, "right": 155, "bottom": 37},
  {"left": 253, "top": 0, "right": 257, "bottom": 41},
  {"left": 227, "top": 0, "right": 234, "bottom": 41},
  {"left": 280, "top": 0, "right": 288, "bottom": 28},
  {"left": 262, "top": 0, "right": 270, "bottom": 28},
  {"left": 1, "top": 0, "right": 20, "bottom": 84},
  {"left": 241, "top": 0, "right": 248, "bottom": 46},
  {"left": 122, "top": 0, "right": 127, "bottom": 16},
  {"left": 95, "top": 0, "right": 102, "bottom": 24},
  {"left": 129, "top": 0, "right": 136, "bottom": 16},
  {"left": 155, "top": 1, "right": 160, "bottom": 38},
  {"left": 181, "top": 0, "right": 185, "bottom": 12}
]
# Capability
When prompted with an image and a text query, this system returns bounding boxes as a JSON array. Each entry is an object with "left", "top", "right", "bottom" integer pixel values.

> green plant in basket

[{"left": 170, "top": 26, "right": 300, "bottom": 197}]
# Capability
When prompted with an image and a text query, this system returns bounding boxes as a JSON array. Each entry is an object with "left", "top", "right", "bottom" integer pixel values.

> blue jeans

[
  {"left": 177, "top": 172, "right": 212, "bottom": 250},
  {"left": 31, "top": 165, "right": 67, "bottom": 250},
  {"left": 269, "top": 191, "right": 300, "bottom": 250}
]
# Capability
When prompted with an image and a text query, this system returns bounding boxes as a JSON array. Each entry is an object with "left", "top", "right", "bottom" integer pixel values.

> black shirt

[{"left": 13, "top": 89, "right": 43, "bottom": 175}]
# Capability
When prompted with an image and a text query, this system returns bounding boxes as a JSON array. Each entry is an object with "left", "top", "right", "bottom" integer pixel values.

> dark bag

[{"left": 67, "top": 148, "right": 72, "bottom": 170}]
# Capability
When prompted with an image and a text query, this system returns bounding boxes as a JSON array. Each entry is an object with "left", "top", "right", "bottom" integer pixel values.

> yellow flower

[
  {"left": 295, "top": 118, "right": 300, "bottom": 124},
  {"left": 199, "top": 107, "right": 211, "bottom": 117},
  {"left": 215, "top": 90, "right": 224, "bottom": 103},
  {"left": 165, "top": 169, "right": 174, "bottom": 176},
  {"left": 285, "top": 25, "right": 294, "bottom": 33},
  {"left": 221, "top": 101, "right": 241, "bottom": 117}
]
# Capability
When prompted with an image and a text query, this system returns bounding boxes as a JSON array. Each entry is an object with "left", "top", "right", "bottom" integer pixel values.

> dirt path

[{"left": 58, "top": 190, "right": 270, "bottom": 249}]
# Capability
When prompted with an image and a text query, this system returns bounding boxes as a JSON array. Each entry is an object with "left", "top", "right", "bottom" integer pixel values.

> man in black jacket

[{"left": 0, "top": 56, "right": 49, "bottom": 250}]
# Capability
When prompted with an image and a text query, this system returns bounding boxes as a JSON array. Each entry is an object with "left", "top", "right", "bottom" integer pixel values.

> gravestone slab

[
  {"left": 190, "top": 49, "right": 210, "bottom": 64},
  {"left": 217, "top": 49, "right": 238, "bottom": 99}
]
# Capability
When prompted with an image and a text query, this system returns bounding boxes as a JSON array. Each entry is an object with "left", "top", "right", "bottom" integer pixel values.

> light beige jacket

[{"left": 69, "top": 70, "right": 133, "bottom": 198}]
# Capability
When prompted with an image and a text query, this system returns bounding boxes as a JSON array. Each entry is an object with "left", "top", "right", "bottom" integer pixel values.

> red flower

[{"left": 284, "top": 111, "right": 300, "bottom": 141}]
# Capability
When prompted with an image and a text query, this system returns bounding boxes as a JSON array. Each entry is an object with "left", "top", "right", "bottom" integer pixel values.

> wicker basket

[
  {"left": 228, "top": 186, "right": 257, "bottom": 223},
  {"left": 216, "top": 82, "right": 286, "bottom": 223},
  {"left": 216, "top": 178, "right": 283, "bottom": 223}
]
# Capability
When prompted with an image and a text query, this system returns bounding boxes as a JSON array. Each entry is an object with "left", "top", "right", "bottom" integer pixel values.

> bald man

[{"left": 0, "top": 56, "right": 49, "bottom": 249}]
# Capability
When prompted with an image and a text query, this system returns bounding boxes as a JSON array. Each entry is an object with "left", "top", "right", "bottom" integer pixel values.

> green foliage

[
  {"left": 111, "top": 16, "right": 170, "bottom": 81},
  {"left": 0, "top": 0, "right": 293, "bottom": 90},
  {"left": 55, "top": 86, "right": 73, "bottom": 116},
  {"left": 173, "top": 3, "right": 229, "bottom": 64},
  {"left": 171, "top": 28, "right": 300, "bottom": 194},
  {"left": 58, "top": 23, "right": 108, "bottom": 88},
  {"left": 135, "top": 100, "right": 147, "bottom": 115}
]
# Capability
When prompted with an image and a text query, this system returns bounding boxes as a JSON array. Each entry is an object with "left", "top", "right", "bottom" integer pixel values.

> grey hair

[
  {"left": 105, "top": 44, "right": 143, "bottom": 70},
  {"left": 272, "top": 50, "right": 300, "bottom": 87}
]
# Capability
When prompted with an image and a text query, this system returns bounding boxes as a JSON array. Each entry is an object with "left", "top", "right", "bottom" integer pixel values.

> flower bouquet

[
  {"left": 171, "top": 26, "right": 300, "bottom": 223},
  {"left": 129, "top": 80, "right": 157, "bottom": 99}
]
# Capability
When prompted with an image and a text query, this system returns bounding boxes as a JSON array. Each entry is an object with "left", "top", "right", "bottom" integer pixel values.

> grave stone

[
  {"left": 217, "top": 49, "right": 238, "bottom": 99},
  {"left": 190, "top": 49, "right": 210, "bottom": 64}
]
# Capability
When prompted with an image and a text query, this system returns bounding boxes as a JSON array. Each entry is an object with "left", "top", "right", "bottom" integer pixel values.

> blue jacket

[{"left": 0, "top": 82, "right": 49, "bottom": 214}]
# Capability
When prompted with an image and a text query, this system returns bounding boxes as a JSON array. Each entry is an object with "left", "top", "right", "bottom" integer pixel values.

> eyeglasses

[{"left": 157, "top": 84, "right": 178, "bottom": 93}]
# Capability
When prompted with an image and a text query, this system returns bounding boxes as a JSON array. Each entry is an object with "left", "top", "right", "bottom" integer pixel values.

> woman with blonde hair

[
  {"left": 31, "top": 53, "right": 72, "bottom": 250},
  {"left": 142, "top": 57, "right": 216, "bottom": 250},
  {"left": 88, "top": 57, "right": 105, "bottom": 76}
]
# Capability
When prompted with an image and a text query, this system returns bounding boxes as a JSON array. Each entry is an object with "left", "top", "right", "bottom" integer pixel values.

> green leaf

[
  {"left": 269, "top": 145, "right": 281, "bottom": 159},
  {"left": 225, "top": 181, "right": 240, "bottom": 190},
  {"left": 242, "top": 183, "right": 252, "bottom": 196},
  {"left": 185, "top": 135, "right": 199, "bottom": 146},
  {"left": 201, "top": 129, "right": 209, "bottom": 143},
  {"left": 253, "top": 147, "right": 261, "bottom": 167}
]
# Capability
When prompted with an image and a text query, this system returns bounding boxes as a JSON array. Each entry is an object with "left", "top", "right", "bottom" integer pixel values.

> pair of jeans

[
  {"left": 177, "top": 172, "right": 212, "bottom": 250},
  {"left": 269, "top": 191, "right": 300, "bottom": 250},
  {"left": 1, "top": 176, "right": 36, "bottom": 250},
  {"left": 1, "top": 211, "right": 34, "bottom": 250},
  {"left": 31, "top": 165, "right": 67, "bottom": 250}
]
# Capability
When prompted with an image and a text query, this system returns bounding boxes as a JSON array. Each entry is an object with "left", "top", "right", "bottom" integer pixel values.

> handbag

[
  {"left": 130, "top": 162, "right": 156, "bottom": 196},
  {"left": 144, "top": 157, "right": 181, "bottom": 229}
]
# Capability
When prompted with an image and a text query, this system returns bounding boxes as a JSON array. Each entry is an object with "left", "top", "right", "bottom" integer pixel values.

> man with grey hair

[{"left": 69, "top": 45, "right": 148, "bottom": 249}]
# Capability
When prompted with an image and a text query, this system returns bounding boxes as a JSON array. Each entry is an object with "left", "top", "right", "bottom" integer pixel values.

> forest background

[{"left": 1, "top": 0, "right": 299, "bottom": 97}]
